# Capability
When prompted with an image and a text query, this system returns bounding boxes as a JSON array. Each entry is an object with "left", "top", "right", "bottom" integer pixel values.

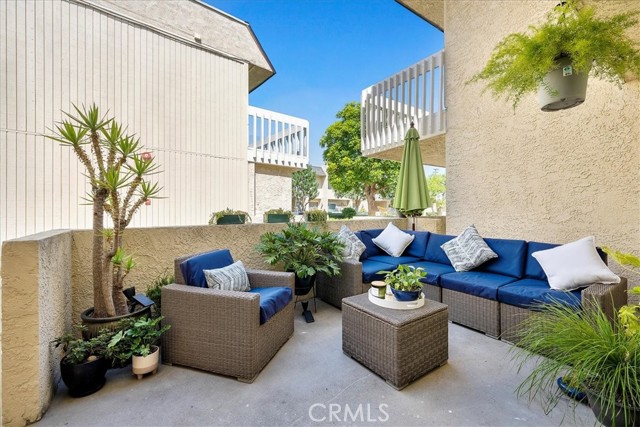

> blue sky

[{"left": 206, "top": 0, "right": 444, "bottom": 167}]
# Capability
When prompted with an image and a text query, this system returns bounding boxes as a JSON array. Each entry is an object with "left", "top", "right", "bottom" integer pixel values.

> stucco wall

[
  {"left": 445, "top": 0, "right": 640, "bottom": 295},
  {"left": 1, "top": 230, "right": 72, "bottom": 427},
  {"left": 252, "top": 164, "right": 294, "bottom": 222}
]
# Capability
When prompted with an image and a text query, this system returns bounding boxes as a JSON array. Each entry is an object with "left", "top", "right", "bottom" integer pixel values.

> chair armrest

[
  {"left": 317, "top": 258, "right": 365, "bottom": 307},
  {"left": 582, "top": 277, "right": 628, "bottom": 320},
  {"left": 246, "top": 270, "right": 295, "bottom": 292},
  {"left": 161, "top": 283, "right": 261, "bottom": 330}
]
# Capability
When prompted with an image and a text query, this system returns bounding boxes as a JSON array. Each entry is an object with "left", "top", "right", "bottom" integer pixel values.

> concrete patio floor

[{"left": 37, "top": 300, "right": 597, "bottom": 427}]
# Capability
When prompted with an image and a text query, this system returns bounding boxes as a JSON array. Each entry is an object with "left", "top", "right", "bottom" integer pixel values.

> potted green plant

[
  {"left": 145, "top": 269, "right": 174, "bottom": 316},
  {"left": 107, "top": 316, "right": 171, "bottom": 380},
  {"left": 48, "top": 104, "right": 162, "bottom": 328},
  {"left": 378, "top": 265, "right": 426, "bottom": 302},
  {"left": 306, "top": 209, "right": 328, "bottom": 222},
  {"left": 208, "top": 208, "right": 251, "bottom": 225},
  {"left": 264, "top": 208, "right": 293, "bottom": 224},
  {"left": 256, "top": 223, "right": 344, "bottom": 322},
  {"left": 513, "top": 287, "right": 640, "bottom": 427},
  {"left": 53, "top": 327, "right": 113, "bottom": 397},
  {"left": 468, "top": 0, "right": 640, "bottom": 111}
]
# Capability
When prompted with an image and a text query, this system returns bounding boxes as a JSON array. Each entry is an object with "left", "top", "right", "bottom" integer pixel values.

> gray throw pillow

[
  {"left": 336, "top": 225, "right": 366, "bottom": 260},
  {"left": 203, "top": 260, "right": 250, "bottom": 291},
  {"left": 441, "top": 225, "right": 498, "bottom": 272}
]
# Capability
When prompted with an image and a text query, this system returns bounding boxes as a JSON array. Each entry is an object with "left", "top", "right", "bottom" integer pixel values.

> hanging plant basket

[{"left": 538, "top": 57, "right": 590, "bottom": 111}]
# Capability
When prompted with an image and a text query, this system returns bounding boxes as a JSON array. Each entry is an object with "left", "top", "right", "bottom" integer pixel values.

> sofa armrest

[
  {"left": 316, "top": 258, "right": 366, "bottom": 308},
  {"left": 246, "top": 270, "right": 295, "bottom": 292},
  {"left": 582, "top": 277, "right": 628, "bottom": 320},
  {"left": 161, "top": 283, "right": 261, "bottom": 331}
]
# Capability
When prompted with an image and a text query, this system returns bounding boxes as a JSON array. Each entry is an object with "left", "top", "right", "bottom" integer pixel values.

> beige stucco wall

[
  {"left": 1, "top": 230, "right": 72, "bottom": 427},
  {"left": 444, "top": 0, "right": 640, "bottom": 295},
  {"left": 251, "top": 164, "right": 294, "bottom": 222}
]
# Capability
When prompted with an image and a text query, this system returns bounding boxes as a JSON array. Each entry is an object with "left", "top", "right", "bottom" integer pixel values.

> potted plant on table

[
  {"left": 513, "top": 284, "right": 640, "bottom": 427},
  {"left": 208, "top": 208, "right": 251, "bottom": 225},
  {"left": 48, "top": 104, "right": 162, "bottom": 331},
  {"left": 468, "top": 0, "right": 640, "bottom": 111},
  {"left": 53, "top": 327, "right": 113, "bottom": 397},
  {"left": 256, "top": 223, "right": 345, "bottom": 322},
  {"left": 264, "top": 208, "right": 293, "bottom": 224},
  {"left": 107, "top": 316, "right": 171, "bottom": 380},
  {"left": 378, "top": 265, "right": 426, "bottom": 302}
]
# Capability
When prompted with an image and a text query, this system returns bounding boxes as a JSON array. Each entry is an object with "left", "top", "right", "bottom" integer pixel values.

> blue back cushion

[
  {"left": 180, "top": 249, "right": 234, "bottom": 288},
  {"left": 360, "top": 229, "right": 385, "bottom": 259},
  {"left": 477, "top": 238, "right": 527, "bottom": 278},
  {"left": 249, "top": 287, "right": 292, "bottom": 324},
  {"left": 423, "top": 233, "right": 455, "bottom": 265},
  {"left": 404, "top": 231, "right": 429, "bottom": 258},
  {"left": 525, "top": 241, "right": 608, "bottom": 280}
]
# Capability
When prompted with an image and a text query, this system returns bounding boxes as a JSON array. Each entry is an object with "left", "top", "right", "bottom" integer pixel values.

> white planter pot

[
  {"left": 538, "top": 56, "right": 590, "bottom": 112},
  {"left": 132, "top": 345, "right": 160, "bottom": 380}
]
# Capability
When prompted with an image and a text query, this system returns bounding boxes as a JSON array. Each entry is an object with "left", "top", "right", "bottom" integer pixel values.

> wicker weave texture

[
  {"left": 162, "top": 253, "right": 295, "bottom": 382},
  {"left": 423, "top": 283, "right": 442, "bottom": 302},
  {"left": 342, "top": 293, "right": 448, "bottom": 390},
  {"left": 442, "top": 288, "right": 500, "bottom": 338},
  {"left": 316, "top": 259, "right": 369, "bottom": 309}
]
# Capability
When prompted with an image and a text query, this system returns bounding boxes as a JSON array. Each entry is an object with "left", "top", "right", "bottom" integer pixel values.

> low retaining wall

[{"left": 0, "top": 216, "right": 446, "bottom": 426}]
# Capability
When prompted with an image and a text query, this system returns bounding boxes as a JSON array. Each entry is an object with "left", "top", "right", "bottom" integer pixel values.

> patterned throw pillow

[
  {"left": 203, "top": 260, "right": 250, "bottom": 291},
  {"left": 441, "top": 225, "right": 498, "bottom": 272},
  {"left": 336, "top": 225, "right": 367, "bottom": 260}
]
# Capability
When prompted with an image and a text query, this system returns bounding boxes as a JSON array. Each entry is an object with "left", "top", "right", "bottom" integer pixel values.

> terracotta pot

[{"left": 132, "top": 345, "right": 160, "bottom": 380}]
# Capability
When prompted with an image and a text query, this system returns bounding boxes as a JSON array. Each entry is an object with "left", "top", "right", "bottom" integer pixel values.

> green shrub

[
  {"left": 306, "top": 209, "right": 327, "bottom": 222},
  {"left": 342, "top": 207, "right": 356, "bottom": 219}
]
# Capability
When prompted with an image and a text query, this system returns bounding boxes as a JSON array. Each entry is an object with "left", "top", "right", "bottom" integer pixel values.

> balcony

[
  {"left": 248, "top": 106, "right": 310, "bottom": 169},
  {"left": 361, "top": 49, "right": 446, "bottom": 167}
]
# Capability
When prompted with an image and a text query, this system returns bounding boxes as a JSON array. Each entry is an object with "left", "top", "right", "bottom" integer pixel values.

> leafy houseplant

[
  {"left": 49, "top": 104, "right": 162, "bottom": 318},
  {"left": 264, "top": 208, "right": 293, "bottom": 224},
  {"left": 53, "top": 327, "right": 113, "bottom": 397},
  {"left": 469, "top": 0, "right": 640, "bottom": 110},
  {"left": 378, "top": 265, "right": 426, "bottom": 302},
  {"left": 256, "top": 223, "right": 344, "bottom": 321},
  {"left": 208, "top": 208, "right": 251, "bottom": 225}
]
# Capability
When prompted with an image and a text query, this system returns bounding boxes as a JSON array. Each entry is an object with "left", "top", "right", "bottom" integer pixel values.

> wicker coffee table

[{"left": 342, "top": 293, "right": 448, "bottom": 390}]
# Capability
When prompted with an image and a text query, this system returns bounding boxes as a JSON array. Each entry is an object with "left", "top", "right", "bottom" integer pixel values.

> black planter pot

[
  {"left": 80, "top": 305, "right": 151, "bottom": 339},
  {"left": 585, "top": 388, "right": 640, "bottom": 427},
  {"left": 60, "top": 356, "right": 109, "bottom": 398},
  {"left": 216, "top": 214, "right": 246, "bottom": 225},
  {"left": 294, "top": 274, "right": 316, "bottom": 296}
]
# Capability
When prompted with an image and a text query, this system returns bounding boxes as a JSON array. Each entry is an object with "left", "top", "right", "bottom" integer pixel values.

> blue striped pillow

[{"left": 203, "top": 260, "right": 250, "bottom": 291}]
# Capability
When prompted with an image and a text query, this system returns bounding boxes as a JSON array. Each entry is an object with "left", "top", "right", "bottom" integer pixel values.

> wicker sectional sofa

[{"left": 316, "top": 228, "right": 627, "bottom": 340}]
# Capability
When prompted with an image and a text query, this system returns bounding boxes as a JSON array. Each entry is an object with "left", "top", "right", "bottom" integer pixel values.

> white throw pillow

[
  {"left": 441, "top": 225, "right": 498, "bottom": 272},
  {"left": 336, "top": 225, "right": 367, "bottom": 260},
  {"left": 203, "top": 260, "right": 250, "bottom": 291},
  {"left": 372, "top": 223, "right": 414, "bottom": 257},
  {"left": 531, "top": 236, "right": 620, "bottom": 291}
]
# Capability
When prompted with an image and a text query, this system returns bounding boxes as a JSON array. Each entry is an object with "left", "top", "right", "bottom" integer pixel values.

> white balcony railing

[
  {"left": 248, "top": 106, "right": 309, "bottom": 168},
  {"left": 361, "top": 49, "right": 446, "bottom": 157}
]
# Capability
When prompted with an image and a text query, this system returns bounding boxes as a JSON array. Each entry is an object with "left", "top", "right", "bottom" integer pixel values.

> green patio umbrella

[{"left": 392, "top": 122, "right": 430, "bottom": 229}]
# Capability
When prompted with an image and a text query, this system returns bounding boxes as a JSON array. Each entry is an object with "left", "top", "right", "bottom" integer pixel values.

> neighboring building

[
  {"left": 0, "top": 0, "right": 309, "bottom": 244},
  {"left": 309, "top": 165, "right": 390, "bottom": 214},
  {"left": 362, "top": 1, "right": 640, "bottom": 287}
]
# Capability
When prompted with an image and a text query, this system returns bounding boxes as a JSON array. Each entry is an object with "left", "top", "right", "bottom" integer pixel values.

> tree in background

[
  {"left": 320, "top": 102, "right": 400, "bottom": 215},
  {"left": 427, "top": 170, "right": 446, "bottom": 214},
  {"left": 292, "top": 166, "right": 319, "bottom": 213}
]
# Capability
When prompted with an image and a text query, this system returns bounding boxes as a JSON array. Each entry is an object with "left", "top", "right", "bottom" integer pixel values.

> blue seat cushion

[
  {"left": 359, "top": 229, "right": 385, "bottom": 259},
  {"left": 423, "top": 233, "right": 455, "bottom": 265},
  {"left": 498, "top": 279, "right": 581, "bottom": 310},
  {"left": 248, "top": 287, "right": 292, "bottom": 324},
  {"left": 404, "top": 231, "right": 430, "bottom": 258},
  {"left": 476, "top": 238, "right": 527, "bottom": 278},
  {"left": 361, "top": 259, "right": 398, "bottom": 283},
  {"left": 180, "top": 249, "right": 234, "bottom": 288},
  {"left": 440, "top": 271, "right": 517, "bottom": 300},
  {"left": 407, "top": 261, "right": 456, "bottom": 286},
  {"left": 366, "top": 255, "right": 421, "bottom": 266},
  {"left": 524, "top": 241, "right": 608, "bottom": 281}
]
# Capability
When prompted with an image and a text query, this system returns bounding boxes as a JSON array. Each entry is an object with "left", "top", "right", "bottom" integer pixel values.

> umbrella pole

[{"left": 412, "top": 216, "right": 416, "bottom": 231}]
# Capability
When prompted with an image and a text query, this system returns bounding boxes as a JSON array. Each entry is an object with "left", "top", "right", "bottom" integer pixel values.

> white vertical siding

[{"left": 0, "top": 0, "right": 249, "bottom": 244}]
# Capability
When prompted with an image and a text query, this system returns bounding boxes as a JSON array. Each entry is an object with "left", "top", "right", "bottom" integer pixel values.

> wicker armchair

[{"left": 161, "top": 250, "right": 295, "bottom": 383}]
